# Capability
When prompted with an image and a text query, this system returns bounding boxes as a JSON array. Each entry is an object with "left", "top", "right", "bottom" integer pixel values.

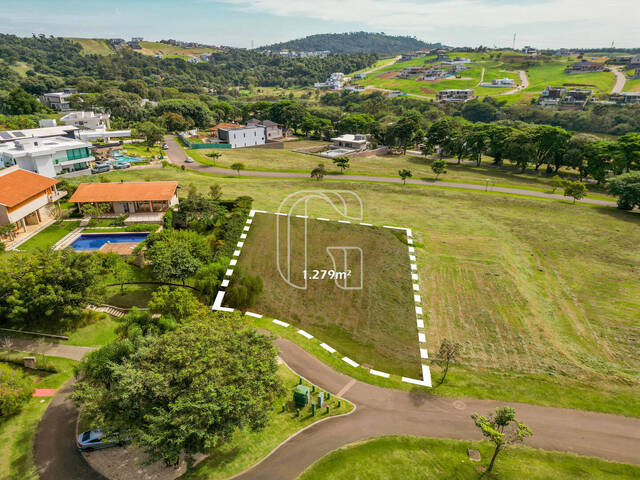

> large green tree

[
  {"left": 607, "top": 171, "right": 640, "bottom": 210},
  {"left": 73, "top": 312, "right": 283, "bottom": 466}
]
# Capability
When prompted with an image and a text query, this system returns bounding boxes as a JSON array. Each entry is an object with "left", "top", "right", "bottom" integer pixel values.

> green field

[
  {"left": 298, "top": 436, "right": 640, "bottom": 480},
  {"left": 233, "top": 213, "right": 419, "bottom": 377},
  {"left": 65, "top": 168, "right": 640, "bottom": 416},
  {"left": 137, "top": 41, "right": 217, "bottom": 59},
  {"left": 67, "top": 38, "right": 113, "bottom": 56},
  {"left": 523, "top": 60, "right": 616, "bottom": 94},
  {"left": 186, "top": 142, "right": 614, "bottom": 200}
]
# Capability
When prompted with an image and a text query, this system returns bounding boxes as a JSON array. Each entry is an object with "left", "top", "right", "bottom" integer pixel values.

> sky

[{"left": 3, "top": 0, "right": 639, "bottom": 49}]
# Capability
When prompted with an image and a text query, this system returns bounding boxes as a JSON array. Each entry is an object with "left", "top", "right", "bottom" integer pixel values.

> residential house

[
  {"left": 246, "top": 119, "right": 283, "bottom": 139},
  {"left": 448, "top": 63, "right": 470, "bottom": 74},
  {"left": 522, "top": 46, "right": 537, "bottom": 55},
  {"left": 627, "top": 55, "right": 640, "bottom": 70},
  {"left": 618, "top": 92, "right": 640, "bottom": 104},
  {"left": 314, "top": 72, "right": 345, "bottom": 90},
  {"left": 396, "top": 66, "right": 427, "bottom": 79},
  {"left": 441, "top": 57, "right": 471, "bottom": 66},
  {"left": 218, "top": 126, "right": 266, "bottom": 148},
  {"left": 420, "top": 67, "right": 448, "bottom": 81},
  {"left": 39, "top": 88, "right": 78, "bottom": 111},
  {"left": 0, "top": 125, "right": 78, "bottom": 144},
  {"left": 436, "top": 89, "right": 474, "bottom": 103},
  {"left": 0, "top": 136, "right": 93, "bottom": 178},
  {"left": 0, "top": 166, "right": 66, "bottom": 243},
  {"left": 480, "top": 78, "right": 515, "bottom": 87},
  {"left": 538, "top": 86, "right": 566, "bottom": 106},
  {"left": 109, "top": 38, "right": 126, "bottom": 46},
  {"left": 128, "top": 37, "right": 143, "bottom": 49},
  {"left": 344, "top": 85, "right": 366, "bottom": 93},
  {"left": 436, "top": 52, "right": 449, "bottom": 62},
  {"left": 187, "top": 58, "right": 200, "bottom": 63},
  {"left": 329, "top": 134, "right": 368, "bottom": 151},
  {"left": 354, "top": 73, "right": 367, "bottom": 79},
  {"left": 566, "top": 60, "right": 605, "bottom": 73},
  {"left": 69, "top": 181, "right": 178, "bottom": 219},
  {"left": 563, "top": 89, "right": 593, "bottom": 106},
  {"left": 400, "top": 52, "right": 426, "bottom": 62},
  {"left": 61, "top": 111, "right": 110, "bottom": 130},
  {"left": 387, "top": 90, "right": 407, "bottom": 98},
  {"left": 200, "top": 53, "right": 213, "bottom": 61}
]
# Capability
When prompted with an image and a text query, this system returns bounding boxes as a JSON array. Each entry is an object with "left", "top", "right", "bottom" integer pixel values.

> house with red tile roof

[
  {"left": 0, "top": 166, "right": 66, "bottom": 242},
  {"left": 69, "top": 181, "right": 179, "bottom": 216}
]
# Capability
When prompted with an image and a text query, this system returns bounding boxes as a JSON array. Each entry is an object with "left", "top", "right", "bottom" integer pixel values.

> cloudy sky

[{"left": 4, "top": 0, "right": 639, "bottom": 48}]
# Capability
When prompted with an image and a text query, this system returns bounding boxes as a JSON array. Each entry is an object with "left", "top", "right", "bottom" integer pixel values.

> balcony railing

[{"left": 48, "top": 190, "right": 67, "bottom": 203}]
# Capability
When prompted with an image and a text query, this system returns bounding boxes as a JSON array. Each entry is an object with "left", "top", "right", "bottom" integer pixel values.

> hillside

[
  {"left": 260, "top": 32, "right": 442, "bottom": 54},
  {"left": 67, "top": 38, "right": 113, "bottom": 55}
]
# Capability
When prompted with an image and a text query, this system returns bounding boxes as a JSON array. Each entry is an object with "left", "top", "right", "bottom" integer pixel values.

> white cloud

[{"left": 219, "top": 0, "right": 640, "bottom": 47}]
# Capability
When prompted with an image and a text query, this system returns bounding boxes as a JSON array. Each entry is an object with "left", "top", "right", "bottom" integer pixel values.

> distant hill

[{"left": 260, "top": 32, "right": 443, "bottom": 55}]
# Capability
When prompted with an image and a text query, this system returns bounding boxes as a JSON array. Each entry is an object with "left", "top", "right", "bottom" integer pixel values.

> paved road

[
  {"left": 361, "top": 55, "right": 401, "bottom": 74},
  {"left": 7, "top": 338, "right": 95, "bottom": 361},
  {"left": 611, "top": 66, "right": 627, "bottom": 94},
  {"left": 165, "top": 136, "right": 617, "bottom": 208},
  {"left": 233, "top": 336, "right": 640, "bottom": 480}
]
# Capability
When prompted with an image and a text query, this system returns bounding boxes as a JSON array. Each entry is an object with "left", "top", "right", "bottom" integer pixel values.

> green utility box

[{"left": 293, "top": 385, "right": 310, "bottom": 407}]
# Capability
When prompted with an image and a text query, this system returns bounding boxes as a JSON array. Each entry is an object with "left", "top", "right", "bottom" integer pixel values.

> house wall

[
  {"left": 5, "top": 192, "right": 50, "bottom": 225},
  {"left": 225, "top": 127, "right": 266, "bottom": 148}
]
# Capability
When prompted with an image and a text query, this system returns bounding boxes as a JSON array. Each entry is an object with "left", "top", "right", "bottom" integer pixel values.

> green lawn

[
  {"left": 298, "top": 436, "right": 640, "bottom": 480},
  {"left": 18, "top": 220, "right": 81, "bottom": 251},
  {"left": 67, "top": 38, "right": 113, "bottom": 55},
  {"left": 524, "top": 59, "right": 616, "bottom": 94},
  {"left": 63, "top": 170, "right": 640, "bottom": 416},
  {"left": 122, "top": 143, "right": 163, "bottom": 159},
  {"left": 233, "top": 213, "right": 419, "bottom": 378},
  {"left": 64, "top": 315, "right": 119, "bottom": 347},
  {"left": 0, "top": 354, "right": 77, "bottom": 480}
]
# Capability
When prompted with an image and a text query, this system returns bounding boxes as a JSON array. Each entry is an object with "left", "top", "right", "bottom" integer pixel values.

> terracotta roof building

[
  {"left": 0, "top": 165, "right": 66, "bottom": 243},
  {"left": 69, "top": 181, "right": 179, "bottom": 216}
]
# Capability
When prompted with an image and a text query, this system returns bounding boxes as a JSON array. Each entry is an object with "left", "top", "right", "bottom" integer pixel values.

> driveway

[
  {"left": 164, "top": 136, "right": 617, "bottom": 208},
  {"left": 611, "top": 67, "right": 626, "bottom": 94},
  {"left": 233, "top": 336, "right": 640, "bottom": 480}
]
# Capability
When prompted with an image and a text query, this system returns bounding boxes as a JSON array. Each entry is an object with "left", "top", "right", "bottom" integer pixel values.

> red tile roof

[
  {"left": 69, "top": 181, "right": 178, "bottom": 203},
  {"left": 0, "top": 169, "right": 59, "bottom": 208}
]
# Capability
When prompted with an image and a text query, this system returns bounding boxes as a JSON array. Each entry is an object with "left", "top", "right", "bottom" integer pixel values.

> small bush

[
  {"left": 0, "top": 362, "right": 35, "bottom": 418},
  {"left": 114, "top": 214, "right": 127, "bottom": 226}
]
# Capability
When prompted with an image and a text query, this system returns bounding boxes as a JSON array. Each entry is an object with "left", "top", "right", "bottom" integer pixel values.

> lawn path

[{"left": 165, "top": 136, "right": 617, "bottom": 208}]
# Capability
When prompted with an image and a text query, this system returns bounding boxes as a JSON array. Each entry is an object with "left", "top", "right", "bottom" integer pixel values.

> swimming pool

[
  {"left": 112, "top": 155, "right": 145, "bottom": 164},
  {"left": 71, "top": 233, "right": 149, "bottom": 251}
]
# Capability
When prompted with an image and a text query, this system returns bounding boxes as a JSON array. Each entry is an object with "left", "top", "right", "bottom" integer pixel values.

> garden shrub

[{"left": 0, "top": 362, "right": 35, "bottom": 418}]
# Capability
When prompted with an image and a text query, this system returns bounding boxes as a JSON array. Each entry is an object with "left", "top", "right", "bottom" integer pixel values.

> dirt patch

[
  {"left": 420, "top": 87, "right": 436, "bottom": 95},
  {"left": 377, "top": 71, "right": 400, "bottom": 79}
]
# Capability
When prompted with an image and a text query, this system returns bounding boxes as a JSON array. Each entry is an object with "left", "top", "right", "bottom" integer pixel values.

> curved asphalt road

[
  {"left": 233, "top": 337, "right": 640, "bottom": 480},
  {"left": 165, "top": 136, "right": 617, "bottom": 208},
  {"left": 27, "top": 335, "right": 640, "bottom": 480}
]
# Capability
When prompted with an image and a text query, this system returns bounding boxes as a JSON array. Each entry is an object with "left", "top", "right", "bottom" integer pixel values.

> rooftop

[
  {"left": 69, "top": 181, "right": 179, "bottom": 203},
  {"left": 0, "top": 167, "right": 59, "bottom": 208},
  {"left": 0, "top": 136, "right": 91, "bottom": 157},
  {"left": 0, "top": 125, "right": 78, "bottom": 143}
]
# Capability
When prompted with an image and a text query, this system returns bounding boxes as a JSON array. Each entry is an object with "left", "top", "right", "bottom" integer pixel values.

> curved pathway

[
  {"left": 233, "top": 336, "right": 640, "bottom": 480},
  {"left": 165, "top": 136, "right": 616, "bottom": 208},
  {"left": 611, "top": 66, "right": 626, "bottom": 94}
]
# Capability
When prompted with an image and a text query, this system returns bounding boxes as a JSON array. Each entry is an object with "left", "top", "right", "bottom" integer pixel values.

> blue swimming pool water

[
  {"left": 71, "top": 233, "right": 149, "bottom": 251},
  {"left": 112, "top": 155, "right": 144, "bottom": 164}
]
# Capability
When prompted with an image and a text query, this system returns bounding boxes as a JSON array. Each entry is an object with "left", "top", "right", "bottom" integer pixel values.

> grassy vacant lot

[
  {"left": 523, "top": 59, "right": 616, "bottom": 94},
  {"left": 18, "top": 220, "right": 81, "bottom": 251},
  {"left": 187, "top": 142, "right": 613, "bottom": 199},
  {"left": 232, "top": 213, "right": 419, "bottom": 377},
  {"left": 0, "top": 354, "right": 76, "bottom": 480},
  {"left": 66, "top": 169, "right": 640, "bottom": 416},
  {"left": 67, "top": 38, "right": 113, "bottom": 56},
  {"left": 137, "top": 41, "right": 217, "bottom": 59},
  {"left": 298, "top": 436, "right": 640, "bottom": 480}
]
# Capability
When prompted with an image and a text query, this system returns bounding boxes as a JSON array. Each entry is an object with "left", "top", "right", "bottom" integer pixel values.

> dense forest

[
  {"left": 260, "top": 32, "right": 442, "bottom": 54},
  {"left": 0, "top": 35, "right": 377, "bottom": 93}
]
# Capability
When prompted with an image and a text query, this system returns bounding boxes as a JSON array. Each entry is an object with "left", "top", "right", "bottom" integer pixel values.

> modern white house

[
  {"left": 0, "top": 125, "right": 79, "bottom": 144},
  {"left": 61, "top": 111, "right": 110, "bottom": 130},
  {"left": 0, "top": 166, "right": 66, "bottom": 243},
  {"left": 0, "top": 136, "right": 93, "bottom": 178},
  {"left": 314, "top": 72, "right": 345, "bottom": 90},
  {"left": 480, "top": 78, "right": 515, "bottom": 87},
  {"left": 217, "top": 126, "right": 266, "bottom": 148},
  {"left": 39, "top": 88, "right": 78, "bottom": 111}
]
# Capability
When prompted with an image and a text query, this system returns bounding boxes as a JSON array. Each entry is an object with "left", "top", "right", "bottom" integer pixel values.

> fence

[{"left": 179, "top": 133, "right": 232, "bottom": 149}]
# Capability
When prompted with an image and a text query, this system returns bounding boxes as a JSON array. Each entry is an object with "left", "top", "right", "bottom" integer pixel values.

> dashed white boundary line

[{"left": 212, "top": 209, "right": 432, "bottom": 388}]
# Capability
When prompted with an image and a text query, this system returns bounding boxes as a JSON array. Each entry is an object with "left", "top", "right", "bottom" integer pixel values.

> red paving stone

[{"left": 33, "top": 389, "right": 56, "bottom": 397}]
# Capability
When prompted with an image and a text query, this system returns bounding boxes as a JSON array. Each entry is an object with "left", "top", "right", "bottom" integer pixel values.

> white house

[
  {"left": 0, "top": 136, "right": 93, "bottom": 178},
  {"left": 480, "top": 78, "right": 515, "bottom": 87},
  {"left": 61, "top": 111, "right": 110, "bottom": 130},
  {"left": 246, "top": 119, "right": 283, "bottom": 140},
  {"left": 39, "top": 88, "right": 78, "bottom": 111},
  {"left": 0, "top": 125, "right": 78, "bottom": 144},
  {"left": 0, "top": 166, "right": 66, "bottom": 243},
  {"left": 330, "top": 134, "right": 368, "bottom": 150},
  {"left": 218, "top": 126, "right": 266, "bottom": 148}
]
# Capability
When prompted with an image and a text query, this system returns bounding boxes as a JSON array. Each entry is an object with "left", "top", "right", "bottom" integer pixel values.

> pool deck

[{"left": 98, "top": 242, "right": 139, "bottom": 255}]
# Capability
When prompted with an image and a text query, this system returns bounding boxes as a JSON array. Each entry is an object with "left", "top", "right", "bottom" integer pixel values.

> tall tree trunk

[
  {"left": 438, "top": 360, "right": 450, "bottom": 386},
  {"left": 488, "top": 444, "right": 501, "bottom": 472}
]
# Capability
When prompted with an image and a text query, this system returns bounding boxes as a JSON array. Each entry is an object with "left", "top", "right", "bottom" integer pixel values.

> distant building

[
  {"left": 0, "top": 125, "right": 78, "bottom": 144},
  {"left": 314, "top": 72, "right": 345, "bottom": 90},
  {"left": 441, "top": 57, "right": 471, "bottom": 66},
  {"left": 566, "top": 60, "right": 605, "bottom": 73},
  {"left": 628, "top": 55, "right": 640, "bottom": 70},
  {"left": 109, "top": 38, "right": 126, "bottom": 46},
  {"left": 480, "top": 78, "right": 515, "bottom": 87},
  {"left": 39, "top": 88, "right": 78, "bottom": 111},
  {"left": 218, "top": 126, "right": 266, "bottom": 148},
  {"left": 617, "top": 92, "right": 640, "bottom": 104},
  {"left": 563, "top": 89, "right": 593, "bottom": 106},
  {"left": 387, "top": 90, "right": 407, "bottom": 98},
  {"left": 246, "top": 119, "right": 283, "bottom": 140},
  {"left": 0, "top": 166, "right": 66, "bottom": 243},
  {"left": 436, "top": 89, "right": 474, "bottom": 103},
  {"left": 522, "top": 46, "right": 537, "bottom": 55},
  {"left": 0, "top": 136, "right": 93, "bottom": 177},
  {"left": 420, "top": 67, "right": 448, "bottom": 81},
  {"left": 539, "top": 86, "right": 566, "bottom": 106},
  {"left": 396, "top": 66, "right": 427, "bottom": 79},
  {"left": 200, "top": 53, "right": 213, "bottom": 61},
  {"left": 354, "top": 73, "right": 367, "bottom": 79},
  {"left": 330, "top": 134, "right": 368, "bottom": 151},
  {"left": 400, "top": 52, "right": 426, "bottom": 62},
  {"left": 344, "top": 85, "right": 366, "bottom": 93}
]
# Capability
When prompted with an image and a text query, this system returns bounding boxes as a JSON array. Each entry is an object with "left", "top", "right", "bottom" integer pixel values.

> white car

[{"left": 185, "top": 157, "right": 194, "bottom": 163}]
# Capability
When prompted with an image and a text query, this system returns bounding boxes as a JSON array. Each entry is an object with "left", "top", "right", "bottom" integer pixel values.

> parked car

[
  {"left": 162, "top": 143, "right": 169, "bottom": 150},
  {"left": 184, "top": 157, "right": 194, "bottom": 163},
  {"left": 91, "top": 163, "right": 111, "bottom": 174},
  {"left": 113, "top": 162, "right": 131, "bottom": 169},
  {"left": 77, "top": 430, "right": 127, "bottom": 452}
]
